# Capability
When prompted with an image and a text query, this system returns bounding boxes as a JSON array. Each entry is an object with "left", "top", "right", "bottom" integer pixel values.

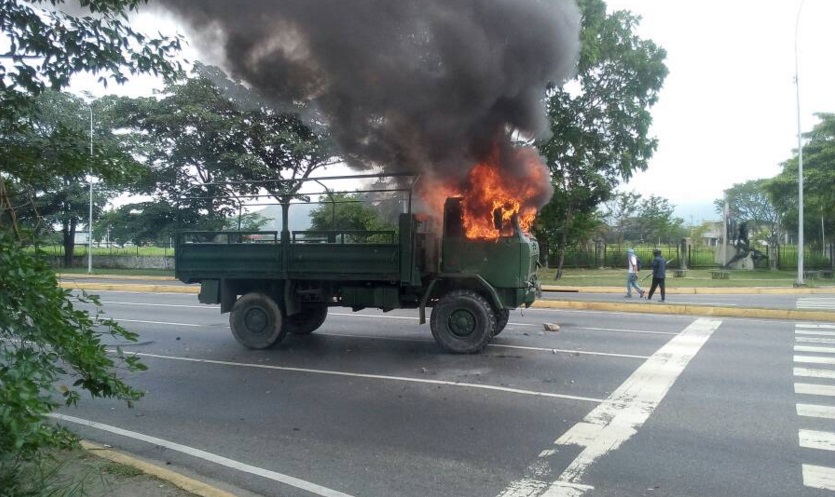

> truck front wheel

[
  {"left": 229, "top": 292, "right": 286, "bottom": 349},
  {"left": 430, "top": 290, "right": 496, "bottom": 354},
  {"left": 285, "top": 304, "right": 328, "bottom": 335}
]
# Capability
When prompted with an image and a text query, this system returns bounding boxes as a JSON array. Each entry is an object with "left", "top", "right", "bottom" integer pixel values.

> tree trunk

[
  {"left": 62, "top": 219, "right": 77, "bottom": 267},
  {"left": 554, "top": 206, "right": 574, "bottom": 280}
]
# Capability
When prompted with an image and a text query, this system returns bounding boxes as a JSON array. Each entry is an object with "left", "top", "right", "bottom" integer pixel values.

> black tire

[
  {"left": 430, "top": 290, "right": 496, "bottom": 354},
  {"left": 493, "top": 309, "right": 510, "bottom": 337},
  {"left": 229, "top": 292, "right": 286, "bottom": 349},
  {"left": 285, "top": 304, "right": 328, "bottom": 335}
]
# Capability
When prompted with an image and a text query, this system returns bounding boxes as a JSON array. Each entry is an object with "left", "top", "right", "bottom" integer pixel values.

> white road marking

[
  {"left": 124, "top": 351, "right": 604, "bottom": 403},
  {"left": 799, "top": 429, "right": 835, "bottom": 451},
  {"left": 571, "top": 327, "right": 677, "bottom": 336},
  {"left": 498, "top": 318, "right": 722, "bottom": 497},
  {"left": 795, "top": 383, "right": 835, "bottom": 397},
  {"left": 795, "top": 345, "right": 835, "bottom": 354},
  {"left": 796, "top": 324, "right": 835, "bottom": 330},
  {"left": 48, "top": 413, "right": 355, "bottom": 497},
  {"left": 795, "top": 367, "right": 835, "bottom": 379},
  {"left": 796, "top": 330, "right": 835, "bottom": 337},
  {"left": 110, "top": 319, "right": 203, "bottom": 327},
  {"left": 488, "top": 344, "right": 649, "bottom": 360},
  {"left": 797, "top": 298, "right": 835, "bottom": 310},
  {"left": 794, "top": 355, "right": 835, "bottom": 365},
  {"left": 797, "top": 404, "right": 835, "bottom": 420},
  {"left": 803, "top": 464, "right": 835, "bottom": 491},
  {"left": 796, "top": 337, "right": 835, "bottom": 344},
  {"left": 103, "top": 300, "right": 218, "bottom": 310}
]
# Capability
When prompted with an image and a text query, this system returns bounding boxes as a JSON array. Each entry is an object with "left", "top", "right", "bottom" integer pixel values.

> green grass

[
  {"left": 538, "top": 267, "right": 835, "bottom": 288},
  {"left": 38, "top": 245, "right": 175, "bottom": 257}
]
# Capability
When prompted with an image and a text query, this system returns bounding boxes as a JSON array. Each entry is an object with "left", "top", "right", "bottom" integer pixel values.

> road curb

[
  {"left": 80, "top": 440, "right": 238, "bottom": 497},
  {"left": 530, "top": 299, "right": 835, "bottom": 322},
  {"left": 59, "top": 282, "right": 199, "bottom": 294}
]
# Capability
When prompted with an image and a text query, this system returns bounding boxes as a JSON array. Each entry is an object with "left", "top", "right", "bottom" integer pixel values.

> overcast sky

[
  {"left": 70, "top": 0, "right": 835, "bottom": 223},
  {"left": 607, "top": 0, "right": 835, "bottom": 222}
]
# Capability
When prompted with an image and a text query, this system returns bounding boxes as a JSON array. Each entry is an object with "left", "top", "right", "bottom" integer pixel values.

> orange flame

[{"left": 417, "top": 147, "right": 551, "bottom": 240}]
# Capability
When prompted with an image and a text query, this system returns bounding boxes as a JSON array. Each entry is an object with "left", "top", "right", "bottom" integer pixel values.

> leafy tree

[
  {"left": 602, "top": 191, "right": 642, "bottom": 244},
  {"left": 766, "top": 113, "right": 835, "bottom": 249},
  {"left": 0, "top": 0, "right": 181, "bottom": 487},
  {"left": 635, "top": 195, "right": 685, "bottom": 244},
  {"left": 309, "top": 193, "right": 397, "bottom": 233},
  {"left": 109, "top": 63, "right": 337, "bottom": 234},
  {"left": 535, "top": 0, "right": 668, "bottom": 276},
  {"left": 3, "top": 91, "right": 142, "bottom": 265},
  {"left": 715, "top": 179, "right": 782, "bottom": 248}
]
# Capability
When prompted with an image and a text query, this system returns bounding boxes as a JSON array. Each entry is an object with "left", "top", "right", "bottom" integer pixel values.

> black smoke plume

[{"left": 156, "top": 0, "right": 579, "bottom": 203}]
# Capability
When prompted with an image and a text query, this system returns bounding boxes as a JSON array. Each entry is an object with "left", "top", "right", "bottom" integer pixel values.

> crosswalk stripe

[
  {"left": 803, "top": 464, "right": 835, "bottom": 491},
  {"left": 799, "top": 429, "right": 835, "bottom": 451},
  {"left": 795, "top": 383, "right": 835, "bottom": 397},
  {"left": 794, "top": 355, "right": 835, "bottom": 365},
  {"left": 797, "top": 404, "right": 835, "bottom": 420},
  {"left": 795, "top": 367, "right": 835, "bottom": 379},
  {"left": 796, "top": 330, "right": 835, "bottom": 337},
  {"left": 797, "top": 298, "right": 835, "bottom": 310},
  {"left": 795, "top": 345, "right": 835, "bottom": 354},
  {"left": 796, "top": 324, "right": 835, "bottom": 330},
  {"left": 796, "top": 337, "right": 835, "bottom": 344}
]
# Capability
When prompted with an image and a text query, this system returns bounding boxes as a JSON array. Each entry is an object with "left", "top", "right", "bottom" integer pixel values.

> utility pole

[
  {"left": 794, "top": 0, "right": 807, "bottom": 286},
  {"left": 88, "top": 105, "right": 93, "bottom": 274}
]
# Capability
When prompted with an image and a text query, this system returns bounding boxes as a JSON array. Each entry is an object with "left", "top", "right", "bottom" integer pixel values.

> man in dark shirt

[{"left": 646, "top": 248, "right": 666, "bottom": 302}]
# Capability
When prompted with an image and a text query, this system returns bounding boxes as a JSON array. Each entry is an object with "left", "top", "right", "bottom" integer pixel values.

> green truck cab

[{"left": 175, "top": 176, "right": 541, "bottom": 354}]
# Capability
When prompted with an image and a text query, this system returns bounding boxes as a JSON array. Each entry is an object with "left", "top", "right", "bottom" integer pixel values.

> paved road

[{"left": 56, "top": 290, "right": 835, "bottom": 497}]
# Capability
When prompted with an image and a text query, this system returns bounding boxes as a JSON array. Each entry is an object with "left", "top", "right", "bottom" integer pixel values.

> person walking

[
  {"left": 646, "top": 248, "right": 666, "bottom": 302},
  {"left": 625, "top": 248, "right": 644, "bottom": 298}
]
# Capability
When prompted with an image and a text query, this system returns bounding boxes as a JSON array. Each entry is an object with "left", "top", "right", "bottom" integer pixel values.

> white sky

[
  {"left": 607, "top": 0, "right": 835, "bottom": 221},
  {"left": 69, "top": 0, "right": 835, "bottom": 222}
]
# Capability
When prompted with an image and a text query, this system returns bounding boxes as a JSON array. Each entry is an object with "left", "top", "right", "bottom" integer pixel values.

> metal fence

[{"left": 546, "top": 243, "right": 835, "bottom": 271}]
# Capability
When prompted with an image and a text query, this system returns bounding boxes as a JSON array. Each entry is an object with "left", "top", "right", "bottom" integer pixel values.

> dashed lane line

[
  {"left": 119, "top": 351, "right": 605, "bottom": 404},
  {"left": 49, "top": 414, "right": 355, "bottom": 497}
]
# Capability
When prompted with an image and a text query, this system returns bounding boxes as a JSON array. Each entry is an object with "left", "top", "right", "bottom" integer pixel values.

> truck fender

[{"left": 418, "top": 274, "right": 503, "bottom": 325}]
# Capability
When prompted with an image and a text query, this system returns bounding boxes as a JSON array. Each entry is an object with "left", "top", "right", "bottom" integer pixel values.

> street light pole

[
  {"left": 794, "top": 0, "right": 806, "bottom": 286},
  {"left": 88, "top": 105, "right": 93, "bottom": 274}
]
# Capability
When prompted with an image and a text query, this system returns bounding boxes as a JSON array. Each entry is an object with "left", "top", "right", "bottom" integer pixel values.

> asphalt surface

[{"left": 54, "top": 283, "right": 835, "bottom": 497}]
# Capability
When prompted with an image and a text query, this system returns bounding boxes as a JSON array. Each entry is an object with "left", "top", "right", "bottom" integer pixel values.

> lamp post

[
  {"left": 88, "top": 104, "right": 93, "bottom": 274},
  {"left": 794, "top": 0, "right": 806, "bottom": 286}
]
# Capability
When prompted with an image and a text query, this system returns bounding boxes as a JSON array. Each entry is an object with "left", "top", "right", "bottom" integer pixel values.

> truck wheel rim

[
  {"left": 244, "top": 307, "right": 269, "bottom": 335},
  {"left": 448, "top": 309, "right": 476, "bottom": 337}
]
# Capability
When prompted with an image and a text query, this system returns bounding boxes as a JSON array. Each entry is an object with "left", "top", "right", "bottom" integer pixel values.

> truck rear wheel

[
  {"left": 229, "top": 292, "right": 286, "bottom": 349},
  {"left": 285, "top": 304, "right": 328, "bottom": 335},
  {"left": 493, "top": 309, "right": 510, "bottom": 337},
  {"left": 430, "top": 290, "right": 496, "bottom": 354}
]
